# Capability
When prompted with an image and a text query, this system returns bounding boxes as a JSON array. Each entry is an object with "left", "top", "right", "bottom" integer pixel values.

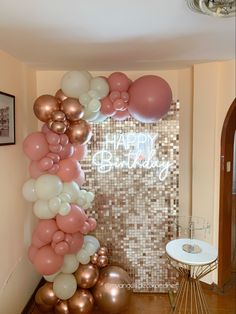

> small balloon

[
  {"left": 50, "top": 121, "right": 67, "bottom": 134},
  {"left": 97, "top": 255, "right": 109, "bottom": 268},
  {"left": 52, "top": 110, "right": 66, "bottom": 122},
  {"left": 61, "top": 98, "right": 84, "bottom": 121},
  {"left": 75, "top": 263, "right": 99, "bottom": 289},
  {"left": 55, "top": 300, "right": 70, "bottom": 314},
  {"left": 55, "top": 89, "right": 67, "bottom": 103}
]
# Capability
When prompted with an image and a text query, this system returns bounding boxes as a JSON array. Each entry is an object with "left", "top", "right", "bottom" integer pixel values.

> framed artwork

[{"left": 0, "top": 92, "right": 15, "bottom": 146}]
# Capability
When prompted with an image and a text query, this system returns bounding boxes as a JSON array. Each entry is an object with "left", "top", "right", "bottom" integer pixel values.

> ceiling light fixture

[{"left": 186, "top": 0, "right": 236, "bottom": 17}]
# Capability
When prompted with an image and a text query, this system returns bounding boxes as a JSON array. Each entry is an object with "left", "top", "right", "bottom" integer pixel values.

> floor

[{"left": 29, "top": 279, "right": 236, "bottom": 314}]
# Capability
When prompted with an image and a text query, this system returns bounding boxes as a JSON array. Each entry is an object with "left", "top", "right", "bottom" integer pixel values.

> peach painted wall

[
  {"left": 192, "top": 60, "right": 236, "bottom": 283},
  {"left": 36, "top": 69, "right": 193, "bottom": 219},
  {"left": 0, "top": 50, "right": 40, "bottom": 313}
]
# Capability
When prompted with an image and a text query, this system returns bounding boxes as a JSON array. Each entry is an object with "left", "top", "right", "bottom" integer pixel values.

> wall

[
  {"left": 192, "top": 60, "right": 236, "bottom": 283},
  {"left": 0, "top": 50, "right": 40, "bottom": 313},
  {"left": 36, "top": 69, "right": 193, "bottom": 219}
]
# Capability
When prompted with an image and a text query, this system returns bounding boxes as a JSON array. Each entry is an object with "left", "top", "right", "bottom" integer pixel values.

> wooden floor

[{"left": 29, "top": 279, "right": 236, "bottom": 314}]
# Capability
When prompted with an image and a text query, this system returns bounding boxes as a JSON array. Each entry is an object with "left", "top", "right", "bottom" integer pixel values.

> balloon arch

[{"left": 22, "top": 71, "right": 172, "bottom": 313}]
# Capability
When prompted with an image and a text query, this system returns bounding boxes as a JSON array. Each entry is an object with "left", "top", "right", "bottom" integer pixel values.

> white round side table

[{"left": 166, "top": 238, "right": 218, "bottom": 314}]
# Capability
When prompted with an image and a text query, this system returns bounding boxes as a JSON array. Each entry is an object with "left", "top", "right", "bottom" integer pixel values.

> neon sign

[{"left": 92, "top": 133, "right": 173, "bottom": 181}]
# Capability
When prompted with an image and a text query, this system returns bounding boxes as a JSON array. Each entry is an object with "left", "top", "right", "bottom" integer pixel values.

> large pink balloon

[
  {"left": 32, "top": 232, "right": 46, "bottom": 248},
  {"left": 108, "top": 72, "right": 130, "bottom": 92},
  {"left": 28, "top": 245, "right": 39, "bottom": 263},
  {"left": 68, "top": 232, "right": 84, "bottom": 254},
  {"left": 36, "top": 219, "right": 58, "bottom": 244},
  {"left": 34, "top": 245, "right": 64, "bottom": 275},
  {"left": 57, "top": 158, "right": 81, "bottom": 182},
  {"left": 128, "top": 75, "right": 172, "bottom": 123},
  {"left": 56, "top": 204, "right": 87, "bottom": 234},
  {"left": 29, "top": 161, "right": 46, "bottom": 179},
  {"left": 23, "top": 132, "right": 49, "bottom": 161},
  {"left": 72, "top": 144, "right": 88, "bottom": 161}
]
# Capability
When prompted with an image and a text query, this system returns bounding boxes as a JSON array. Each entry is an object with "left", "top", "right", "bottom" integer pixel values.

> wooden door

[{"left": 218, "top": 98, "right": 236, "bottom": 288}]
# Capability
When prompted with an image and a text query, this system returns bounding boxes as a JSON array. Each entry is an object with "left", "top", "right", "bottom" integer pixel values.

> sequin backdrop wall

[{"left": 81, "top": 102, "right": 179, "bottom": 292}]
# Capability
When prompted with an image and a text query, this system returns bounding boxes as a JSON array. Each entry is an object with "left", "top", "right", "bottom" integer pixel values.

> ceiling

[{"left": 0, "top": 0, "right": 235, "bottom": 70}]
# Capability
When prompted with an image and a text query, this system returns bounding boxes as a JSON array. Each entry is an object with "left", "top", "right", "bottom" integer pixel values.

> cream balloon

[
  {"left": 85, "top": 242, "right": 97, "bottom": 256},
  {"left": 59, "top": 193, "right": 72, "bottom": 203},
  {"left": 59, "top": 202, "right": 71, "bottom": 216},
  {"left": 63, "top": 182, "right": 80, "bottom": 202},
  {"left": 44, "top": 271, "right": 61, "bottom": 283},
  {"left": 61, "top": 71, "right": 90, "bottom": 98},
  {"left": 87, "top": 99, "right": 101, "bottom": 113},
  {"left": 35, "top": 174, "right": 63, "bottom": 200},
  {"left": 88, "top": 89, "right": 100, "bottom": 100},
  {"left": 83, "top": 110, "right": 100, "bottom": 122},
  {"left": 49, "top": 197, "right": 61, "bottom": 213},
  {"left": 76, "top": 249, "right": 90, "bottom": 265},
  {"left": 79, "top": 93, "right": 92, "bottom": 106},
  {"left": 92, "top": 112, "right": 108, "bottom": 124},
  {"left": 80, "top": 70, "right": 92, "bottom": 81},
  {"left": 22, "top": 179, "right": 37, "bottom": 202},
  {"left": 84, "top": 236, "right": 100, "bottom": 252},
  {"left": 90, "top": 77, "right": 109, "bottom": 99},
  {"left": 33, "top": 200, "right": 55, "bottom": 219},
  {"left": 86, "top": 191, "right": 95, "bottom": 202},
  {"left": 53, "top": 273, "right": 77, "bottom": 300},
  {"left": 61, "top": 254, "right": 79, "bottom": 274}
]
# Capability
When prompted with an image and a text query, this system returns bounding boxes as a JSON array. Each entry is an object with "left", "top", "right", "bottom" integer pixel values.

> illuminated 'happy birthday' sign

[{"left": 92, "top": 133, "right": 173, "bottom": 181}]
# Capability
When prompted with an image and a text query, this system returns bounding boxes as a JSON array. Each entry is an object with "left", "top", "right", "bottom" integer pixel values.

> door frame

[{"left": 218, "top": 98, "right": 236, "bottom": 288}]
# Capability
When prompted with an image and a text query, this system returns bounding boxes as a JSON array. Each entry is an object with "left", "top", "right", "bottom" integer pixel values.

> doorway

[{"left": 218, "top": 98, "right": 236, "bottom": 289}]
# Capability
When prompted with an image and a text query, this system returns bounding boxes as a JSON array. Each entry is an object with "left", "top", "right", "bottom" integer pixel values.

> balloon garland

[{"left": 22, "top": 71, "right": 172, "bottom": 314}]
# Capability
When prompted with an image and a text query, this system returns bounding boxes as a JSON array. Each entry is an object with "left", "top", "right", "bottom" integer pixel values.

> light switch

[{"left": 226, "top": 161, "right": 231, "bottom": 172}]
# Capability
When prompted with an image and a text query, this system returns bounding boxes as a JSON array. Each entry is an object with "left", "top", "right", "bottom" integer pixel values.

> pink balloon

[
  {"left": 41, "top": 123, "right": 51, "bottom": 134},
  {"left": 28, "top": 245, "right": 39, "bottom": 263},
  {"left": 36, "top": 219, "right": 58, "bottom": 244},
  {"left": 100, "top": 97, "right": 116, "bottom": 117},
  {"left": 72, "top": 144, "right": 88, "bottom": 161},
  {"left": 60, "top": 134, "right": 69, "bottom": 146},
  {"left": 48, "top": 163, "right": 60, "bottom": 174},
  {"left": 68, "top": 232, "right": 84, "bottom": 254},
  {"left": 108, "top": 72, "right": 130, "bottom": 92},
  {"left": 52, "top": 231, "right": 65, "bottom": 244},
  {"left": 58, "top": 143, "right": 74, "bottom": 159},
  {"left": 47, "top": 152, "right": 60, "bottom": 163},
  {"left": 39, "top": 157, "right": 53, "bottom": 171},
  {"left": 56, "top": 204, "right": 87, "bottom": 234},
  {"left": 46, "top": 131, "right": 60, "bottom": 145},
  {"left": 80, "top": 221, "right": 90, "bottom": 235},
  {"left": 112, "top": 109, "right": 130, "bottom": 121},
  {"left": 29, "top": 161, "right": 46, "bottom": 179},
  {"left": 57, "top": 158, "right": 81, "bottom": 182},
  {"left": 88, "top": 217, "right": 97, "bottom": 232},
  {"left": 74, "top": 169, "right": 86, "bottom": 187},
  {"left": 113, "top": 99, "right": 127, "bottom": 111},
  {"left": 65, "top": 234, "right": 73, "bottom": 245},
  {"left": 23, "top": 132, "right": 49, "bottom": 161},
  {"left": 54, "top": 241, "right": 70, "bottom": 256},
  {"left": 121, "top": 91, "right": 129, "bottom": 102},
  {"left": 32, "top": 232, "right": 46, "bottom": 248},
  {"left": 109, "top": 91, "right": 120, "bottom": 102},
  {"left": 34, "top": 245, "right": 64, "bottom": 275},
  {"left": 49, "top": 144, "right": 62, "bottom": 153},
  {"left": 128, "top": 75, "right": 172, "bottom": 123}
]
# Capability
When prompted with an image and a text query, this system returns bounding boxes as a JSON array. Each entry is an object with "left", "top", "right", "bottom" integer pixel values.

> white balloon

[
  {"left": 85, "top": 242, "right": 97, "bottom": 256},
  {"left": 83, "top": 110, "right": 100, "bottom": 122},
  {"left": 93, "top": 112, "right": 108, "bottom": 124},
  {"left": 87, "top": 99, "right": 101, "bottom": 113},
  {"left": 61, "top": 254, "right": 79, "bottom": 274},
  {"left": 88, "top": 89, "right": 100, "bottom": 100},
  {"left": 86, "top": 191, "right": 95, "bottom": 202},
  {"left": 35, "top": 175, "right": 63, "bottom": 200},
  {"left": 80, "top": 70, "right": 92, "bottom": 81},
  {"left": 76, "top": 198, "right": 87, "bottom": 208},
  {"left": 53, "top": 273, "right": 77, "bottom": 300},
  {"left": 61, "top": 71, "right": 90, "bottom": 98},
  {"left": 79, "top": 93, "right": 92, "bottom": 106},
  {"left": 90, "top": 77, "right": 109, "bottom": 99},
  {"left": 84, "top": 236, "right": 100, "bottom": 251},
  {"left": 59, "top": 192, "right": 72, "bottom": 203},
  {"left": 59, "top": 202, "right": 71, "bottom": 216},
  {"left": 44, "top": 271, "right": 61, "bottom": 283},
  {"left": 33, "top": 200, "right": 55, "bottom": 219},
  {"left": 63, "top": 182, "right": 80, "bottom": 202},
  {"left": 22, "top": 179, "right": 37, "bottom": 202},
  {"left": 76, "top": 249, "right": 90, "bottom": 265},
  {"left": 48, "top": 197, "right": 61, "bottom": 213}
]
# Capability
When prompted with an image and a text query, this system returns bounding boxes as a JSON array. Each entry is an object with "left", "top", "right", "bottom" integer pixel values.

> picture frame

[{"left": 0, "top": 91, "right": 15, "bottom": 146}]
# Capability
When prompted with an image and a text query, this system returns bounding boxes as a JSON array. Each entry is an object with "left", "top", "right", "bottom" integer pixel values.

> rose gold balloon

[
  {"left": 68, "top": 289, "right": 94, "bottom": 314},
  {"left": 61, "top": 98, "right": 84, "bottom": 121},
  {"left": 36, "top": 303, "right": 54, "bottom": 313},
  {"left": 90, "top": 253, "right": 98, "bottom": 265},
  {"left": 51, "top": 121, "right": 67, "bottom": 134},
  {"left": 75, "top": 263, "right": 99, "bottom": 289},
  {"left": 97, "top": 255, "right": 109, "bottom": 268},
  {"left": 34, "top": 95, "right": 60, "bottom": 122},
  {"left": 66, "top": 119, "right": 92, "bottom": 145},
  {"left": 98, "top": 246, "right": 108, "bottom": 256},
  {"left": 92, "top": 266, "right": 132, "bottom": 314},
  {"left": 55, "top": 300, "right": 70, "bottom": 314},
  {"left": 55, "top": 89, "right": 67, "bottom": 103},
  {"left": 35, "top": 282, "right": 58, "bottom": 306},
  {"left": 52, "top": 110, "right": 66, "bottom": 122}
]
